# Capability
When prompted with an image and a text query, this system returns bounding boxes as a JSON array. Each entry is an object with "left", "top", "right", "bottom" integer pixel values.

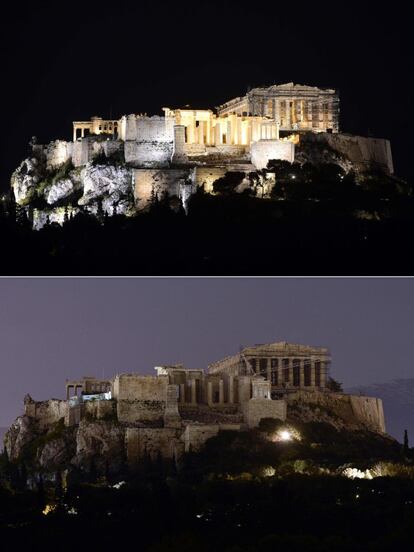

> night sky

[
  {"left": 0, "top": 0, "right": 411, "bottom": 189},
  {"left": 1, "top": 277, "right": 413, "bottom": 431}
]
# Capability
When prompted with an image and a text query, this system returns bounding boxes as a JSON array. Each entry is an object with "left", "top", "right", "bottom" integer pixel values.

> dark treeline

[
  {"left": 1, "top": 420, "right": 414, "bottom": 550},
  {"left": 1, "top": 164, "right": 413, "bottom": 275}
]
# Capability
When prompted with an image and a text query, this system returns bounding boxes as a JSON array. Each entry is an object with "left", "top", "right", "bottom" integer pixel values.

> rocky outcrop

[
  {"left": 3, "top": 416, "right": 125, "bottom": 478},
  {"left": 11, "top": 157, "right": 44, "bottom": 205},
  {"left": 78, "top": 164, "right": 134, "bottom": 216},
  {"left": 73, "top": 420, "right": 126, "bottom": 474},
  {"left": 4, "top": 415, "right": 36, "bottom": 461}
]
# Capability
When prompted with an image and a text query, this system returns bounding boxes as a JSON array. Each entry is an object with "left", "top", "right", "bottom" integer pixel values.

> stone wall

[
  {"left": 182, "top": 423, "right": 243, "bottom": 453},
  {"left": 287, "top": 390, "right": 386, "bottom": 433},
  {"left": 350, "top": 395, "right": 386, "bottom": 433},
  {"left": 126, "top": 427, "right": 183, "bottom": 464},
  {"left": 125, "top": 141, "right": 173, "bottom": 167},
  {"left": 83, "top": 399, "right": 115, "bottom": 420},
  {"left": 113, "top": 375, "right": 168, "bottom": 424},
  {"left": 25, "top": 399, "right": 67, "bottom": 430},
  {"left": 242, "top": 399, "right": 287, "bottom": 428},
  {"left": 46, "top": 140, "right": 72, "bottom": 169},
  {"left": 250, "top": 139, "right": 295, "bottom": 170},
  {"left": 299, "top": 133, "right": 394, "bottom": 174},
  {"left": 133, "top": 168, "right": 195, "bottom": 210}
]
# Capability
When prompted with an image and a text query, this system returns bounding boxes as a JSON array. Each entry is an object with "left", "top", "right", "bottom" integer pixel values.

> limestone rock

[
  {"left": 45, "top": 178, "right": 74, "bottom": 205},
  {"left": 78, "top": 163, "right": 134, "bottom": 215},
  {"left": 38, "top": 436, "right": 74, "bottom": 470},
  {"left": 73, "top": 420, "right": 126, "bottom": 474},
  {"left": 4, "top": 415, "right": 36, "bottom": 461},
  {"left": 11, "top": 158, "right": 43, "bottom": 205}
]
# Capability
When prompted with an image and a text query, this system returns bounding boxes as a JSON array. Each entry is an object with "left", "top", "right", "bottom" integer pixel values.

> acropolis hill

[
  {"left": 10, "top": 83, "right": 394, "bottom": 229},
  {"left": 4, "top": 341, "right": 387, "bottom": 478}
]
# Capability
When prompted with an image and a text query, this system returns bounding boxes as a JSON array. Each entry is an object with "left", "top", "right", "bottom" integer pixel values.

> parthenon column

[
  {"left": 215, "top": 123, "right": 221, "bottom": 145},
  {"left": 228, "top": 376, "right": 234, "bottom": 403},
  {"left": 180, "top": 383, "right": 185, "bottom": 403},
  {"left": 198, "top": 121, "right": 204, "bottom": 145},
  {"left": 299, "top": 360, "right": 305, "bottom": 388},
  {"left": 226, "top": 121, "right": 232, "bottom": 145},
  {"left": 288, "top": 359, "right": 293, "bottom": 387},
  {"left": 285, "top": 100, "right": 291, "bottom": 128},
  {"left": 191, "top": 379, "right": 197, "bottom": 405},
  {"left": 311, "top": 361, "right": 316, "bottom": 387},
  {"left": 219, "top": 380, "right": 224, "bottom": 405},
  {"left": 207, "top": 381, "right": 213, "bottom": 405},
  {"left": 275, "top": 99, "right": 280, "bottom": 126}
]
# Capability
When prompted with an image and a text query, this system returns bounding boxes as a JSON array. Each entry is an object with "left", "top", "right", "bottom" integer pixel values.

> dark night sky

[
  {"left": 0, "top": 0, "right": 411, "bottom": 189},
  {"left": 1, "top": 277, "right": 413, "bottom": 430}
]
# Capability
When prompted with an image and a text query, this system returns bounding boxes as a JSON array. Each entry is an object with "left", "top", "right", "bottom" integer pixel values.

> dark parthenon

[{"left": 208, "top": 341, "right": 331, "bottom": 394}]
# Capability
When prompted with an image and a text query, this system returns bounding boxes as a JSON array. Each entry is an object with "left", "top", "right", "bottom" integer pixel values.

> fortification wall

[
  {"left": 287, "top": 390, "right": 386, "bottom": 433},
  {"left": 46, "top": 141, "right": 73, "bottom": 169},
  {"left": 242, "top": 399, "right": 287, "bottom": 428},
  {"left": 350, "top": 395, "right": 386, "bottom": 433},
  {"left": 112, "top": 375, "right": 168, "bottom": 401},
  {"left": 301, "top": 133, "right": 394, "bottom": 174},
  {"left": 25, "top": 399, "right": 67, "bottom": 429},
  {"left": 250, "top": 139, "right": 295, "bottom": 170},
  {"left": 113, "top": 375, "right": 168, "bottom": 424},
  {"left": 182, "top": 423, "right": 243, "bottom": 452},
  {"left": 126, "top": 427, "right": 183, "bottom": 463},
  {"left": 133, "top": 168, "right": 195, "bottom": 210},
  {"left": 72, "top": 141, "right": 90, "bottom": 167},
  {"left": 124, "top": 141, "right": 173, "bottom": 167},
  {"left": 83, "top": 399, "right": 115, "bottom": 420}
]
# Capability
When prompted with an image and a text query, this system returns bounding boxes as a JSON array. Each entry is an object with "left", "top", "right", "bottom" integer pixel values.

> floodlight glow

[{"left": 280, "top": 430, "right": 292, "bottom": 441}]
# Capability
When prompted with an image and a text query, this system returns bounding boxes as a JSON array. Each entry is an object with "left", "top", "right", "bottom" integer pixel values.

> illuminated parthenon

[{"left": 217, "top": 82, "right": 339, "bottom": 133}]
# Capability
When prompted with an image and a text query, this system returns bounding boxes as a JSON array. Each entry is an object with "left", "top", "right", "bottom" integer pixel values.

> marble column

[
  {"left": 229, "top": 376, "right": 234, "bottom": 404},
  {"left": 311, "top": 361, "right": 316, "bottom": 387},
  {"left": 219, "top": 380, "right": 224, "bottom": 404},
  {"left": 226, "top": 121, "right": 232, "bottom": 145},
  {"left": 191, "top": 379, "right": 197, "bottom": 405},
  {"left": 288, "top": 359, "right": 293, "bottom": 387},
  {"left": 275, "top": 99, "right": 280, "bottom": 127},
  {"left": 180, "top": 383, "right": 185, "bottom": 403},
  {"left": 207, "top": 381, "right": 213, "bottom": 405},
  {"left": 285, "top": 100, "right": 291, "bottom": 129},
  {"left": 299, "top": 360, "right": 305, "bottom": 388},
  {"left": 215, "top": 123, "right": 221, "bottom": 145},
  {"left": 198, "top": 121, "right": 204, "bottom": 145}
]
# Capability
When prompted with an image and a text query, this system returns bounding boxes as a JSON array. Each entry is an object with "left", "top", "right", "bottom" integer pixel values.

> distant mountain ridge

[{"left": 346, "top": 378, "right": 414, "bottom": 442}]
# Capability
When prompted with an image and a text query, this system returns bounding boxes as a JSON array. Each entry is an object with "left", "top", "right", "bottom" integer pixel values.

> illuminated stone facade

[
  {"left": 73, "top": 116, "right": 119, "bottom": 141},
  {"left": 217, "top": 82, "right": 339, "bottom": 133}
]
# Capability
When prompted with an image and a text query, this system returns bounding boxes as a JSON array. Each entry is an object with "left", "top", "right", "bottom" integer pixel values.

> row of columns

[
  {"left": 255, "top": 358, "right": 326, "bottom": 388},
  {"left": 66, "top": 384, "right": 84, "bottom": 400},
  {"left": 178, "top": 376, "right": 236, "bottom": 406},
  {"left": 259, "top": 98, "right": 334, "bottom": 130}
]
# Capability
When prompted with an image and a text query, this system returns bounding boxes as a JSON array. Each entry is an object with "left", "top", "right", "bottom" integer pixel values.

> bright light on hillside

[{"left": 280, "top": 430, "right": 292, "bottom": 441}]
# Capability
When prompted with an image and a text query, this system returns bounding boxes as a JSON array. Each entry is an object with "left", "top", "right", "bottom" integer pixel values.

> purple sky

[{"left": 1, "top": 277, "right": 413, "bottom": 427}]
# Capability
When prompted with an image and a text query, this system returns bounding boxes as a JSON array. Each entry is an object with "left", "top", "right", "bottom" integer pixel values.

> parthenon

[
  {"left": 208, "top": 341, "right": 331, "bottom": 395},
  {"left": 217, "top": 83, "right": 339, "bottom": 133}
]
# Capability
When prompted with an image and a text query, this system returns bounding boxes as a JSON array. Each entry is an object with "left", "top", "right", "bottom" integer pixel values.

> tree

[
  {"left": 213, "top": 172, "right": 245, "bottom": 195},
  {"left": 403, "top": 429, "right": 409, "bottom": 456},
  {"left": 326, "top": 377, "right": 343, "bottom": 392}
]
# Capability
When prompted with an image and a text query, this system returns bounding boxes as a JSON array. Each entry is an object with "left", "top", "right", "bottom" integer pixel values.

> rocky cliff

[
  {"left": 4, "top": 415, "right": 126, "bottom": 484},
  {"left": 11, "top": 149, "right": 135, "bottom": 230}
]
